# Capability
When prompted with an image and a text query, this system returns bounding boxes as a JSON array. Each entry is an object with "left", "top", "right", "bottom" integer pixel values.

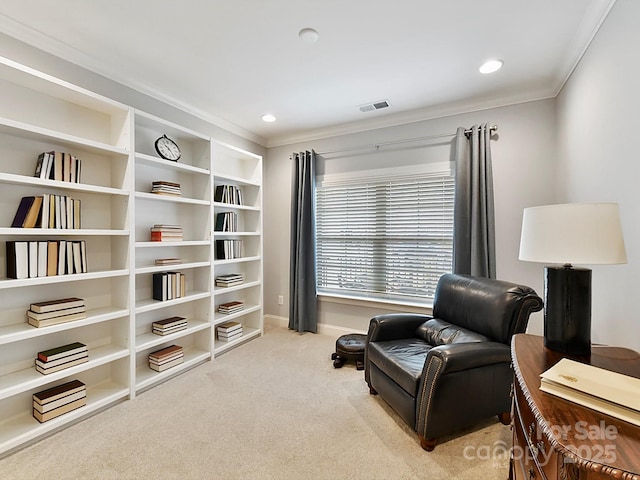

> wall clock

[{"left": 155, "top": 134, "right": 181, "bottom": 161}]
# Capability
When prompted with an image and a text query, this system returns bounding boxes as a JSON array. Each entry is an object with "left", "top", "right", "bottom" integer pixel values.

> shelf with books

[
  {"left": 0, "top": 307, "right": 129, "bottom": 346},
  {"left": 0, "top": 343, "right": 129, "bottom": 402},
  {"left": 135, "top": 343, "right": 211, "bottom": 393},
  {"left": 214, "top": 326, "right": 261, "bottom": 354},
  {"left": 0, "top": 376, "right": 129, "bottom": 455},
  {"left": 135, "top": 319, "right": 210, "bottom": 353}
]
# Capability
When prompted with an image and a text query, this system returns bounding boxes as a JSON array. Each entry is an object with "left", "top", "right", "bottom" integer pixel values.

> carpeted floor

[{"left": 0, "top": 324, "right": 512, "bottom": 479}]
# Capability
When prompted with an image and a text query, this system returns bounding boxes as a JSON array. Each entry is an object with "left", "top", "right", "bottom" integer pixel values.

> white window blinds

[{"left": 316, "top": 169, "right": 454, "bottom": 304}]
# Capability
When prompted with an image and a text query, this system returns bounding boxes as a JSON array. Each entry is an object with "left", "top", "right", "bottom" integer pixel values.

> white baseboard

[{"left": 263, "top": 315, "right": 367, "bottom": 337}]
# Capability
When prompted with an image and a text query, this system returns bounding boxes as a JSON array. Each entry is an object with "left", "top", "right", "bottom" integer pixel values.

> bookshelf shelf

[
  {"left": 0, "top": 379, "right": 129, "bottom": 455},
  {"left": 0, "top": 307, "right": 129, "bottom": 346},
  {"left": 214, "top": 326, "right": 261, "bottom": 354},
  {"left": 135, "top": 192, "right": 210, "bottom": 206},
  {"left": 135, "top": 346, "right": 211, "bottom": 392},
  {"left": 135, "top": 320, "right": 210, "bottom": 352},
  {"left": 135, "top": 261, "right": 211, "bottom": 275},
  {"left": 0, "top": 55, "right": 263, "bottom": 457},
  {"left": 0, "top": 344, "right": 129, "bottom": 402}
]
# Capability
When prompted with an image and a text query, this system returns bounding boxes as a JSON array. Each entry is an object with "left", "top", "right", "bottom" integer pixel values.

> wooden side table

[{"left": 510, "top": 334, "right": 640, "bottom": 480}]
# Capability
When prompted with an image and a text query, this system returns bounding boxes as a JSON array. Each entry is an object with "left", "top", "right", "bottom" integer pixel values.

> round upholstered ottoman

[{"left": 331, "top": 333, "right": 366, "bottom": 370}]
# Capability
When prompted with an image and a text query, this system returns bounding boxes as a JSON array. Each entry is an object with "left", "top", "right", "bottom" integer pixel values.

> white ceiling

[{"left": 0, "top": 0, "right": 616, "bottom": 147}]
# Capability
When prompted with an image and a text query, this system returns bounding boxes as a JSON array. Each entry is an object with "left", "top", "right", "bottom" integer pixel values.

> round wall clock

[{"left": 155, "top": 134, "right": 181, "bottom": 161}]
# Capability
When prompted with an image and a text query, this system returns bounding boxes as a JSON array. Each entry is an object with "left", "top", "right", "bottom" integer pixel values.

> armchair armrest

[
  {"left": 367, "top": 313, "right": 433, "bottom": 343},
  {"left": 425, "top": 342, "right": 511, "bottom": 376},
  {"left": 416, "top": 341, "right": 512, "bottom": 441}
]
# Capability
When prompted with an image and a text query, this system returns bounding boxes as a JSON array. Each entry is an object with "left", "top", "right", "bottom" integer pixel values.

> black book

[
  {"left": 215, "top": 240, "right": 226, "bottom": 260},
  {"left": 214, "top": 185, "right": 225, "bottom": 203},
  {"left": 152, "top": 272, "right": 167, "bottom": 301},
  {"left": 11, "top": 196, "right": 36, "bottom": 228}
]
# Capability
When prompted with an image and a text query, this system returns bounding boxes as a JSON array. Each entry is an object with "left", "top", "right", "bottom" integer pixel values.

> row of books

[
  {"left": 218, "top": 300, "right": 244, "bottom": 314},
  {"left": 151, "top": 180, "right": 181, "bottom": 196},
  {"left": 33, "top": 379, "right": 86, "bottom": 423},
  {"left": 150, "top": 224, "right": 183, "bottom": 242},
  {"left": 214, "top": 184, "right": 243, "bottom": 205},
  {"left": 152, "top": 271, "right": 186, "bottom": 301},
  {"left": 152, "top": 316, "right": 187, "bottom": 336},
  {"left": 6, "top": 240, "right": 87, "bottom": 280},
  {"left": 27, "top": 297, "right": 87, "bottom": 328},
  {"left": 216, "top": 321, "right": 242, "bottom": 342},
  {"left": 215, "top": 239, "right": 243, "bottom": 260},
  {"left": 34, "top": 151, "right": 82, "bottom": 184},
  {"left": 215, "top": 273, "right": 244, "bottom": 287},
  {"left": 215, "top": 212, "right": 238, "bottom": 232},
  {"left": 36, "top": 341, "right": 88, "bottom": 375},
  {"left": 149, "top": 345, "right": 184, "bottom": 372},
  {"left": 11, "top": 194, "right": 81, "bottom": 229}
]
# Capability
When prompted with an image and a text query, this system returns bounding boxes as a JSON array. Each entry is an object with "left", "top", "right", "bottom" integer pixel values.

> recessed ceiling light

[
  {"left": 261, "top": 114, "right": 276, "bottom": 123},
  {"left": 299, "top": 28, "right": 319, "bottom": 43},
  {"left": 479, "top": 59, "right": 503, "bottom": 74}
]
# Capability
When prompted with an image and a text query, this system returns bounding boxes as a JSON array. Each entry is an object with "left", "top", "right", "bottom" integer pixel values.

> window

[{"left": 316, "top": 165, "right": 454, "bottom": 304}]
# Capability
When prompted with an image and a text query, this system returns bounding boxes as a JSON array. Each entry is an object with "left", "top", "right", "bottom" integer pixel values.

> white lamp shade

[{"left": 519, "top": 203, "right": 627, "bottom": 265}]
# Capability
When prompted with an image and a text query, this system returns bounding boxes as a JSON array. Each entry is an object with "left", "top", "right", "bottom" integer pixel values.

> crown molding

[
  {"left": 553, "top": 0, "right": 618, "bottom": 96},
  {"left": 265, "top": 91, "right": 556, "bottom": 148}
]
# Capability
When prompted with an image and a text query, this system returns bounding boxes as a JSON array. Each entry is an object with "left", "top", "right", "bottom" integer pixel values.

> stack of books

[
  {"left": 155, "top": 258, "right": 182, "bottom": 266},
  {"left": 33, "top": 151, "right": 82, "bottom": 183},
  {"left": 152, "top": 316, "right": 188, "bottom": 336},
  {"left": 150, "top": 224, "right": 183, "bottom": 242},
  {"left": 7, "top": 239, "right": 88, "bottom": 279},
  {"left": 215, "top": 273, "right": 244, "bottom": 288},
  {"left": 32, "top": 379, "right": 86, "bottom": 423},
  {"left": 35, "top": 342, "right": 88, "bottom": 375},
  {"left": 148, "top": 345, "right": 184, "bottom": 372},
  {"left": 216, "top": 321, "right": 243, "bottom": 342},
  {"left": 218, "top": 300, "right": 244, "bottom": 315},
  {"left": 152, "top": 271, "right": 185, "bottom": 301},
  {"left": 27, "top": 297, "right": 87, "bottom": 328},
  {"left": 151, "top": 181, "right": 181, "bottom": 196}
]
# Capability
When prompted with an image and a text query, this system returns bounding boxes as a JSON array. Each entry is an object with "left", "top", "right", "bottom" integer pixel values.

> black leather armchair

[{"left": 365, "top": 273, "right": 543, "bottom": 451}]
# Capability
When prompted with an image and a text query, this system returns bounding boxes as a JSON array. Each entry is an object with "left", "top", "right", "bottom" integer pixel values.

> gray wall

[
  {"left": 265, "top": 99, "right": 557, "bottom": 333},
  {"left": 556, "top": 0, "right": 639, "bottom": 350}
]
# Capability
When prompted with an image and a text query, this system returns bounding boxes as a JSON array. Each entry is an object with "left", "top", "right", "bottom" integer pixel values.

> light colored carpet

[{"left": 0, "top": 324, "right": 512, "bottom": 479}]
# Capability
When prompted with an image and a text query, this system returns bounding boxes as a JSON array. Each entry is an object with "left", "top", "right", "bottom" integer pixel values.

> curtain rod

[{"left": 316, "top": 124, "right": 498, "bottom": 156}]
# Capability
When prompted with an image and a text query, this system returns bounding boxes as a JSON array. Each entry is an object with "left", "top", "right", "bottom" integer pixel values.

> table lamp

[{"left": 519, "top": 203, "right": 627, "bottom": 355}]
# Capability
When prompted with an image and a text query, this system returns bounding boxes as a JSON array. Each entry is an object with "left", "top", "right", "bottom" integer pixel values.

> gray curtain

[
  {"left": 453, "top": 124, "right": 496, "bottom": 278},
  {"left": 289, "top": 150, "right": 317, "bottom": 333}
]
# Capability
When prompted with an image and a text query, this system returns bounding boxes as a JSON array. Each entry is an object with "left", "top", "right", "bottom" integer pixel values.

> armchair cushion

[
  {"left": 415, "top": 318, "right": 489, "bottom": 346},
  {"left": 368, "top": 339, "right": 432, "bottom": 396}
]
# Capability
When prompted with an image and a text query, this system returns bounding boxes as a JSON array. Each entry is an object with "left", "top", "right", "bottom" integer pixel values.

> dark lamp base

[{"left": 544, "top": 266, "right": 592, "bottom": 356}]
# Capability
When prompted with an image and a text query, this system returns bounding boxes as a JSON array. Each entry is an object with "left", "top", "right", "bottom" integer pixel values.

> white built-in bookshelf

[{"left": 0, "top": 56, "right": 263, "bottom": 456}]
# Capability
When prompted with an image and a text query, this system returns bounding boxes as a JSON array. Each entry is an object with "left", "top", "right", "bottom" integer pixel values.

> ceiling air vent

[{"left": 358, "top": 99, "right": 390, "bottom": 113}]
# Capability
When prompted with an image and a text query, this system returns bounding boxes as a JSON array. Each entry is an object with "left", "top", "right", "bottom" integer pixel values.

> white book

[
  {"left": 28, "top": 241, "right": 38, "bottom": 278},
  {"left": 540, "top": 358, "right": 640, "bottom": 426},
  {"left": 40, "top": 193, "right": 50, "bottom": 228},
  {"left": 37, "top": 241, "right": 48, "bottom": 277}
]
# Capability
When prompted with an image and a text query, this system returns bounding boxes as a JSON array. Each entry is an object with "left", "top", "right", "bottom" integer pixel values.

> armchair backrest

[{"left": 432, "top": 273, "right": 543, "bottom": 344}]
